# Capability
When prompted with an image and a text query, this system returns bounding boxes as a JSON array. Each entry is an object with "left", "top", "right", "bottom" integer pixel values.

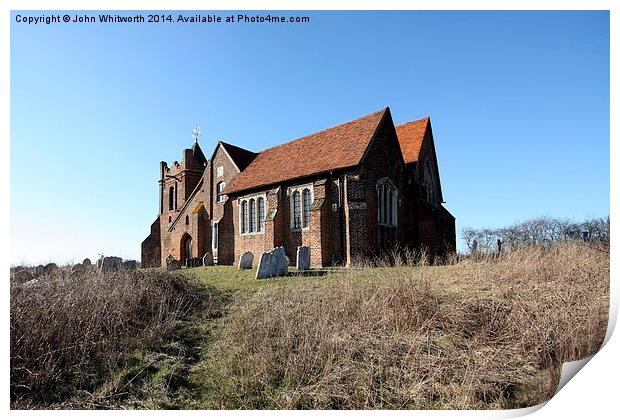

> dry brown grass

[
  {"left": 10, "top": 269, "right": 204, "bottom": 408},
  {"left": 202, "top": 241, "right": 609, "bottom": 409}
]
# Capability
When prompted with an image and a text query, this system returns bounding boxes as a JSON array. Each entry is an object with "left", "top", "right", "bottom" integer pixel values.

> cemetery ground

[{"left": 10, "top": 241, "right": 609, "bottom": 409}]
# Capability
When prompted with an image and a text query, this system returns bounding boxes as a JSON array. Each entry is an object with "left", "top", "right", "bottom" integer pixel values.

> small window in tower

[
  {"left": 168, "top": 186, "right": 175, "bottom": 211},
  {"left": 217, "top": 181, "right": 226, "bottom": 202},
  {"left": 185, "top": 215, "right": 189, "bottom": 225}
]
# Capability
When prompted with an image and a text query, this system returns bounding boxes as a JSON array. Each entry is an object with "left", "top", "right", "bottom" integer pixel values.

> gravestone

[
  {"left": 272, "top": 247, "right": 287, "bottom": 276},
  {"left": 256, "top": 246, "right": 288, "bottom": 279},
  {"left": 296, "top": 246, "right": 311, "bottom": 270},
  {"left": 43, "top": 263, "right": 58, "bottom": 274},
  {"left": 100, "top": 256, "right": 122, "bottom": 273},
  {"left": 82, "top": 258, "right": 92, "bottom": 267},
  {"left": 35, "top": 265, "right": 45, "bottom": 276},
  {"left": 202, "top": 252, "right": 214, "bottom": 266},
  {"left": 238, "top": 252, "right": 254, "bottom": 269},
  {"left": 187, "top": 257, "right": 202, "bottom": 268},
  {"left": 166, "top": 258, "right": 181, "bottom": 271},
  {"left": 71, "top": 263, "right": 84, "bottom": 274},
  {"left": 122, "top": 260, "right": 137, "bottom": 271}
]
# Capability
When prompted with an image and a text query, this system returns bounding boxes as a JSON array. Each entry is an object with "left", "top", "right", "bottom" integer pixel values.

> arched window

[
  {"left": 249, "top": 199, "right": 256, "bottom": 232},
  {"left": 185, "top": 215, "right": 189, "bottom": 225},
  {"left": 377, "top": 178, "right": 398, "bottom": 227},
  {"left": 216, "top": 181, "right": 226, "bottom": 202},
  {"left": 257, "top": 197, "right": 265, "bottom": 232},
  {"left": 292, "top": 190, "right": 301, "bottom": 229},
  {"left": 302, "top": 188, "right": 312, "bottom": 228},
  {"left": 168, "top": 186, "right": 175, "bottom": 211},
  {"left": 168, "top": 215, "right": 171, "bottom": 223},
  {"left": 425, "top": 161, "right": 435, "bottom": 205},
  {"left": 241, "top": 200, "right": 248, "bottom": 233}
]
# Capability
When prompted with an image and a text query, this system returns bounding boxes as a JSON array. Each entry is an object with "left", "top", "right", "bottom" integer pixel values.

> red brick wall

[
  {"left": 210, "top": 144, "right": 242, "bottom": 264},
  {"left": 356, "top": 113, "right": 406, "bottom": 258}
]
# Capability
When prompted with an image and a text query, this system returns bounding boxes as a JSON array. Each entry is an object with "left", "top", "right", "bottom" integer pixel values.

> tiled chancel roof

[
  {"left": 395, "top": 117, "right": 429, "bottom": 164},
  {"left": 225, "top": 108, "right": 388, "bottom": 194}
]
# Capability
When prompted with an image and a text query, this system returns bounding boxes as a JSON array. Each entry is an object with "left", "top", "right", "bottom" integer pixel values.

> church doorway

[{"left": 180, "top": 233, "right": 193, "bottom": 263}]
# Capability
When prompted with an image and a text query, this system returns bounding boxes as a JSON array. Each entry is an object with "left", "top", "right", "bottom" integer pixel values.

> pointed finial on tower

[{"left": 192, "top": 124, "right": 201, "bottom": 143}]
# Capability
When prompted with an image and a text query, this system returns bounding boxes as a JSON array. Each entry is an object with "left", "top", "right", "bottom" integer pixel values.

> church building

[{"left": 141, "top": 107, "right": 456, "bottom": 268}]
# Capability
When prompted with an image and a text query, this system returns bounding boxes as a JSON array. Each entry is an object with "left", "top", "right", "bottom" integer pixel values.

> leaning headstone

[
  {"left": 238, "top": 252, "right": 254, "bottom": 269},
  {"left": 122, "top": 260, "right": 137, "bottom": 271},
  {"left": 166, "top": 254, "right": 175, "bottom": 266},
  {"left": 100, "top": 256, "right": 122, "bottom": 273},
  {"left": 71, "top": 263, "right": 84, "bottom": 273},
  {"left": 256, "top": 251, "right": 273, "bottom": 279},
  {"left": 296, "top": 246, "right": 311, "bottom": 270},
  {"left": 202, "top": 252, "right": 214, "bottom": 266},
  {"left": 256, "top": 246, "right": 288, "bottom": 279},
  {"left": 44, "top": 263, "right": 58, "bottom": 274},
  {"left": 82, "top": 258, "right": 92, "bottom": 267}
]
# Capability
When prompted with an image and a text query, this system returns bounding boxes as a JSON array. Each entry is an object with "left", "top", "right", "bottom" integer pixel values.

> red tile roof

[
  {"left": 395, "top": 117, "right": 429, "bottom": 164},
  {"left": 225, "top": 108, "right": 388, "bottom": 194}
]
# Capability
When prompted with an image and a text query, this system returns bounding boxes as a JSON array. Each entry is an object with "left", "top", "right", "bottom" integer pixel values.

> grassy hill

[{"left": 10, "top": 242, "right": 609, "bottom": 409}]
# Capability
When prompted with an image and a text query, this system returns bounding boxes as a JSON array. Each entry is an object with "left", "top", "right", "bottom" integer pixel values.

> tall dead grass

[
  {"left": 204, "top": 241, "right": 609, "bottom": 409},
  {"left": 10, "top": 269, "right": 203, "bottom": 407}
]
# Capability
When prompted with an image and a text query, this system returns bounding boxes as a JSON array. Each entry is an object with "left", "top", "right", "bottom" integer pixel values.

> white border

[{"left": 3, "top": 2, "right": 616, "bottom": 419}]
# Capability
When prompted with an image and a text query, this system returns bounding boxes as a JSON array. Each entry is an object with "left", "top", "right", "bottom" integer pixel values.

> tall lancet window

[
  {"left": 377, "top": 178, "right": 398, "bottom": 227},
  {"left": 292, "top": 190, "right": 301, "bottom": 230},
  {"left": 257, "top": 197, "right": 265, "bottom": 232},
  {"left": 241, "top": 200, "right": 248, "bottom": 234},
  {"left": 168, "top": 186, "right": 175, "bottom": 211},
  {"left": 249, "top": 199, "right": 256, "bottom": 233},
  {"left": 302, "top": 188, "right": 312, "bottom": 228}
]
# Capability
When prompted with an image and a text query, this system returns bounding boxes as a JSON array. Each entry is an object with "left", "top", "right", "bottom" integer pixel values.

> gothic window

[
  {"left": 377, "top": 178, "right": 398, "bottom": 227},
  {"left": 249, "top": 199, "right": 256, "bottom": 233},
  {"left": 168, "top": 186, "right": 175, "bottom": 211},
  {"left": 302, "top": 188, "right": 311, "bottom": 228},
  {"left": 239, "top": 194, "right": 266, "bottom": 235},
  {"left": 425, "top": 160, "right": 435, "bottom": 206},
  {"left": 241, "top": 200, "right": 248, "bottom": 233},
  {"left": 257, "top": 197, "right": 265, "bottom": 232},
  {"left": 292, "top": 190, "right": 301, "bottom": 230},
  {"left": 216, "top": 181, "right": 226, "bottom": 202}
]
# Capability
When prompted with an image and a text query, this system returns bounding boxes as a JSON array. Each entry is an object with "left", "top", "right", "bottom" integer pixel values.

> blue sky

[{"left": 10, "top": 10, "right": 609, "bottom": 264}]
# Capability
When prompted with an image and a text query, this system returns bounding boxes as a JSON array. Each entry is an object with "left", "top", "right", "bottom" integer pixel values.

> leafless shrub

[
  {"left": 463, "top": 216, "right": 609, "bottom": 255},
  {"left": 10, "top": 269, "right": 203, "bottom": 406},
  {"left": 204, "top": 241, "right": 608, "bottom": 409}
]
